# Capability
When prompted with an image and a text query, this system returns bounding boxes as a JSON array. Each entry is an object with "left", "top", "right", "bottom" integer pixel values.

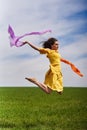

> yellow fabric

[{"left": 39, "top": 48, "right": 63, "bottom": 92}]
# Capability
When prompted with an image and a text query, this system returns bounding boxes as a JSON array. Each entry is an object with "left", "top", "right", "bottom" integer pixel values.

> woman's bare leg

[{"left": 25, "top": 77, "right": 52, "bottom": 94}]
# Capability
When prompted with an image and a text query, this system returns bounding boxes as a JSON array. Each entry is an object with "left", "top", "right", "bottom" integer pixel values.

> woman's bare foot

[
  {"left": 58, "top": 91, "right": 63, "bottom": 95},
  {"left": 25, "top": 77, "right": 37, "bottom": 84}
]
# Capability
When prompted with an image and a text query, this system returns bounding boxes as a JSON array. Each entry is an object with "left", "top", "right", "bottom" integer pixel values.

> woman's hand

[
  {"left": 23, "top": 41, "right": 28, "bottom": 45},
  {"left": 70, "top": 64, "right": 83, "bottom": 77}
]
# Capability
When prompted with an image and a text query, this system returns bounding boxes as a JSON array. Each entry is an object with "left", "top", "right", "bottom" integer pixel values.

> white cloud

[{"left": 60, "top": 33, "right": 87, "bottom": 59}]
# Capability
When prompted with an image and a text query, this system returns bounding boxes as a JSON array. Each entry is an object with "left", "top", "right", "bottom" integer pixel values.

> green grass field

[{"left": 0, "top": 87, "right": 87, "bottom": 130}]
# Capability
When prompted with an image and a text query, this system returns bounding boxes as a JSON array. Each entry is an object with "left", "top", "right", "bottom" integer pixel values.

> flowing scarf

[{"left": 8, "top": 25, "right": 52, "bottom": 47}]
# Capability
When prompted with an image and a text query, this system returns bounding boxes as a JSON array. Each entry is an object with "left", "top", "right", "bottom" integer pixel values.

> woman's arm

[
  {"left": 23, "top": 41, "right": 40, "bottom": 51},
  {"left": 61, "top": 58, "right": 83, "bottom": 77},
  {"left": 61, "top": 58, "right": 72, "bottom": 65}
]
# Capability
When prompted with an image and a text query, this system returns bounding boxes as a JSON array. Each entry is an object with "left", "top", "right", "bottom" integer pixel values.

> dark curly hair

[{"left": 42, "top": 38, "right": 58, "bottom": 49}]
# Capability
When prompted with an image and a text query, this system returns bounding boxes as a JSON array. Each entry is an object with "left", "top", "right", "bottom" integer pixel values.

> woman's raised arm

[{"left": 23, "top": 41, "right": 40, "bottom": 51}]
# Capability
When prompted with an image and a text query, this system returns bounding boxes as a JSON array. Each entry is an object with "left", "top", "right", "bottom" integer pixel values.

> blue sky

[{"left": 0, "top": 0, "right": 87, "bottom": 87}]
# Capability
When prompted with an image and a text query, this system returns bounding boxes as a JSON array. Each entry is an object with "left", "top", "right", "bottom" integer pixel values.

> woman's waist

[
  {"left": 50, "top": 63, "right": 60, "bottom": 66},
  {"left": 50, "top": 64, "right": 61, "bottom": 70}
]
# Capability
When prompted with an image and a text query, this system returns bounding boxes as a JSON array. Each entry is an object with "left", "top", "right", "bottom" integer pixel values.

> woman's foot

[
  {"left": 25, "top": 77, "right": 37, "bottom": 84},
  {"left": 58, "top": 91, "right": 63, "bottom": 95}
]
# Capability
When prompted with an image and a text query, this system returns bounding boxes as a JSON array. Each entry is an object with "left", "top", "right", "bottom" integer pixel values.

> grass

[{"left": 0, "top": 87, "right": 87, "bottom": 130}]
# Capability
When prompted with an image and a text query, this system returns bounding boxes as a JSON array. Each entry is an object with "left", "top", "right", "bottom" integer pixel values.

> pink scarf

[{"left": 8, "top": 25, "right": 52, "bottom": 47}]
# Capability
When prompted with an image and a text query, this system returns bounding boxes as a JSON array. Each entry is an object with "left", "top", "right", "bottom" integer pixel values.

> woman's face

[{"left": 51, "top": 41, "right": 59, "bottom": 50}]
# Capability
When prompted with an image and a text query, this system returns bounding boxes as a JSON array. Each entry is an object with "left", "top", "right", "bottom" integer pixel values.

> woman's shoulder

[
  {"left": 39, "top": 48, "right": 51, "bottom": 54},
  {"left": 40, "top": 48, "right": 50, "bottom": 50}
]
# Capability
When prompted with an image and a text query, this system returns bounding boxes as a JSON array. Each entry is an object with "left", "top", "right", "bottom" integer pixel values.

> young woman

[{"left": 23, "top": 38, "right": 83, "bottom": 94}]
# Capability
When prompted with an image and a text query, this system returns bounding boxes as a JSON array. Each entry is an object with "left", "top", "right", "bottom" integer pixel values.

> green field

[{"left": 0, "top": 87, "right": 87, "bottom": 130}]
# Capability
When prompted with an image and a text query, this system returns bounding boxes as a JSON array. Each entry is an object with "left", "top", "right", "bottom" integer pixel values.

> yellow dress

[{"left": 39, "top": 48, "right": 63, "bottom": 92}]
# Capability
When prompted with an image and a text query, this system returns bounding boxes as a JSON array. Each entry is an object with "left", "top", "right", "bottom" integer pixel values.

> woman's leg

[{"left": 25, "top": 77, "right": 52, "bottom": 94}]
